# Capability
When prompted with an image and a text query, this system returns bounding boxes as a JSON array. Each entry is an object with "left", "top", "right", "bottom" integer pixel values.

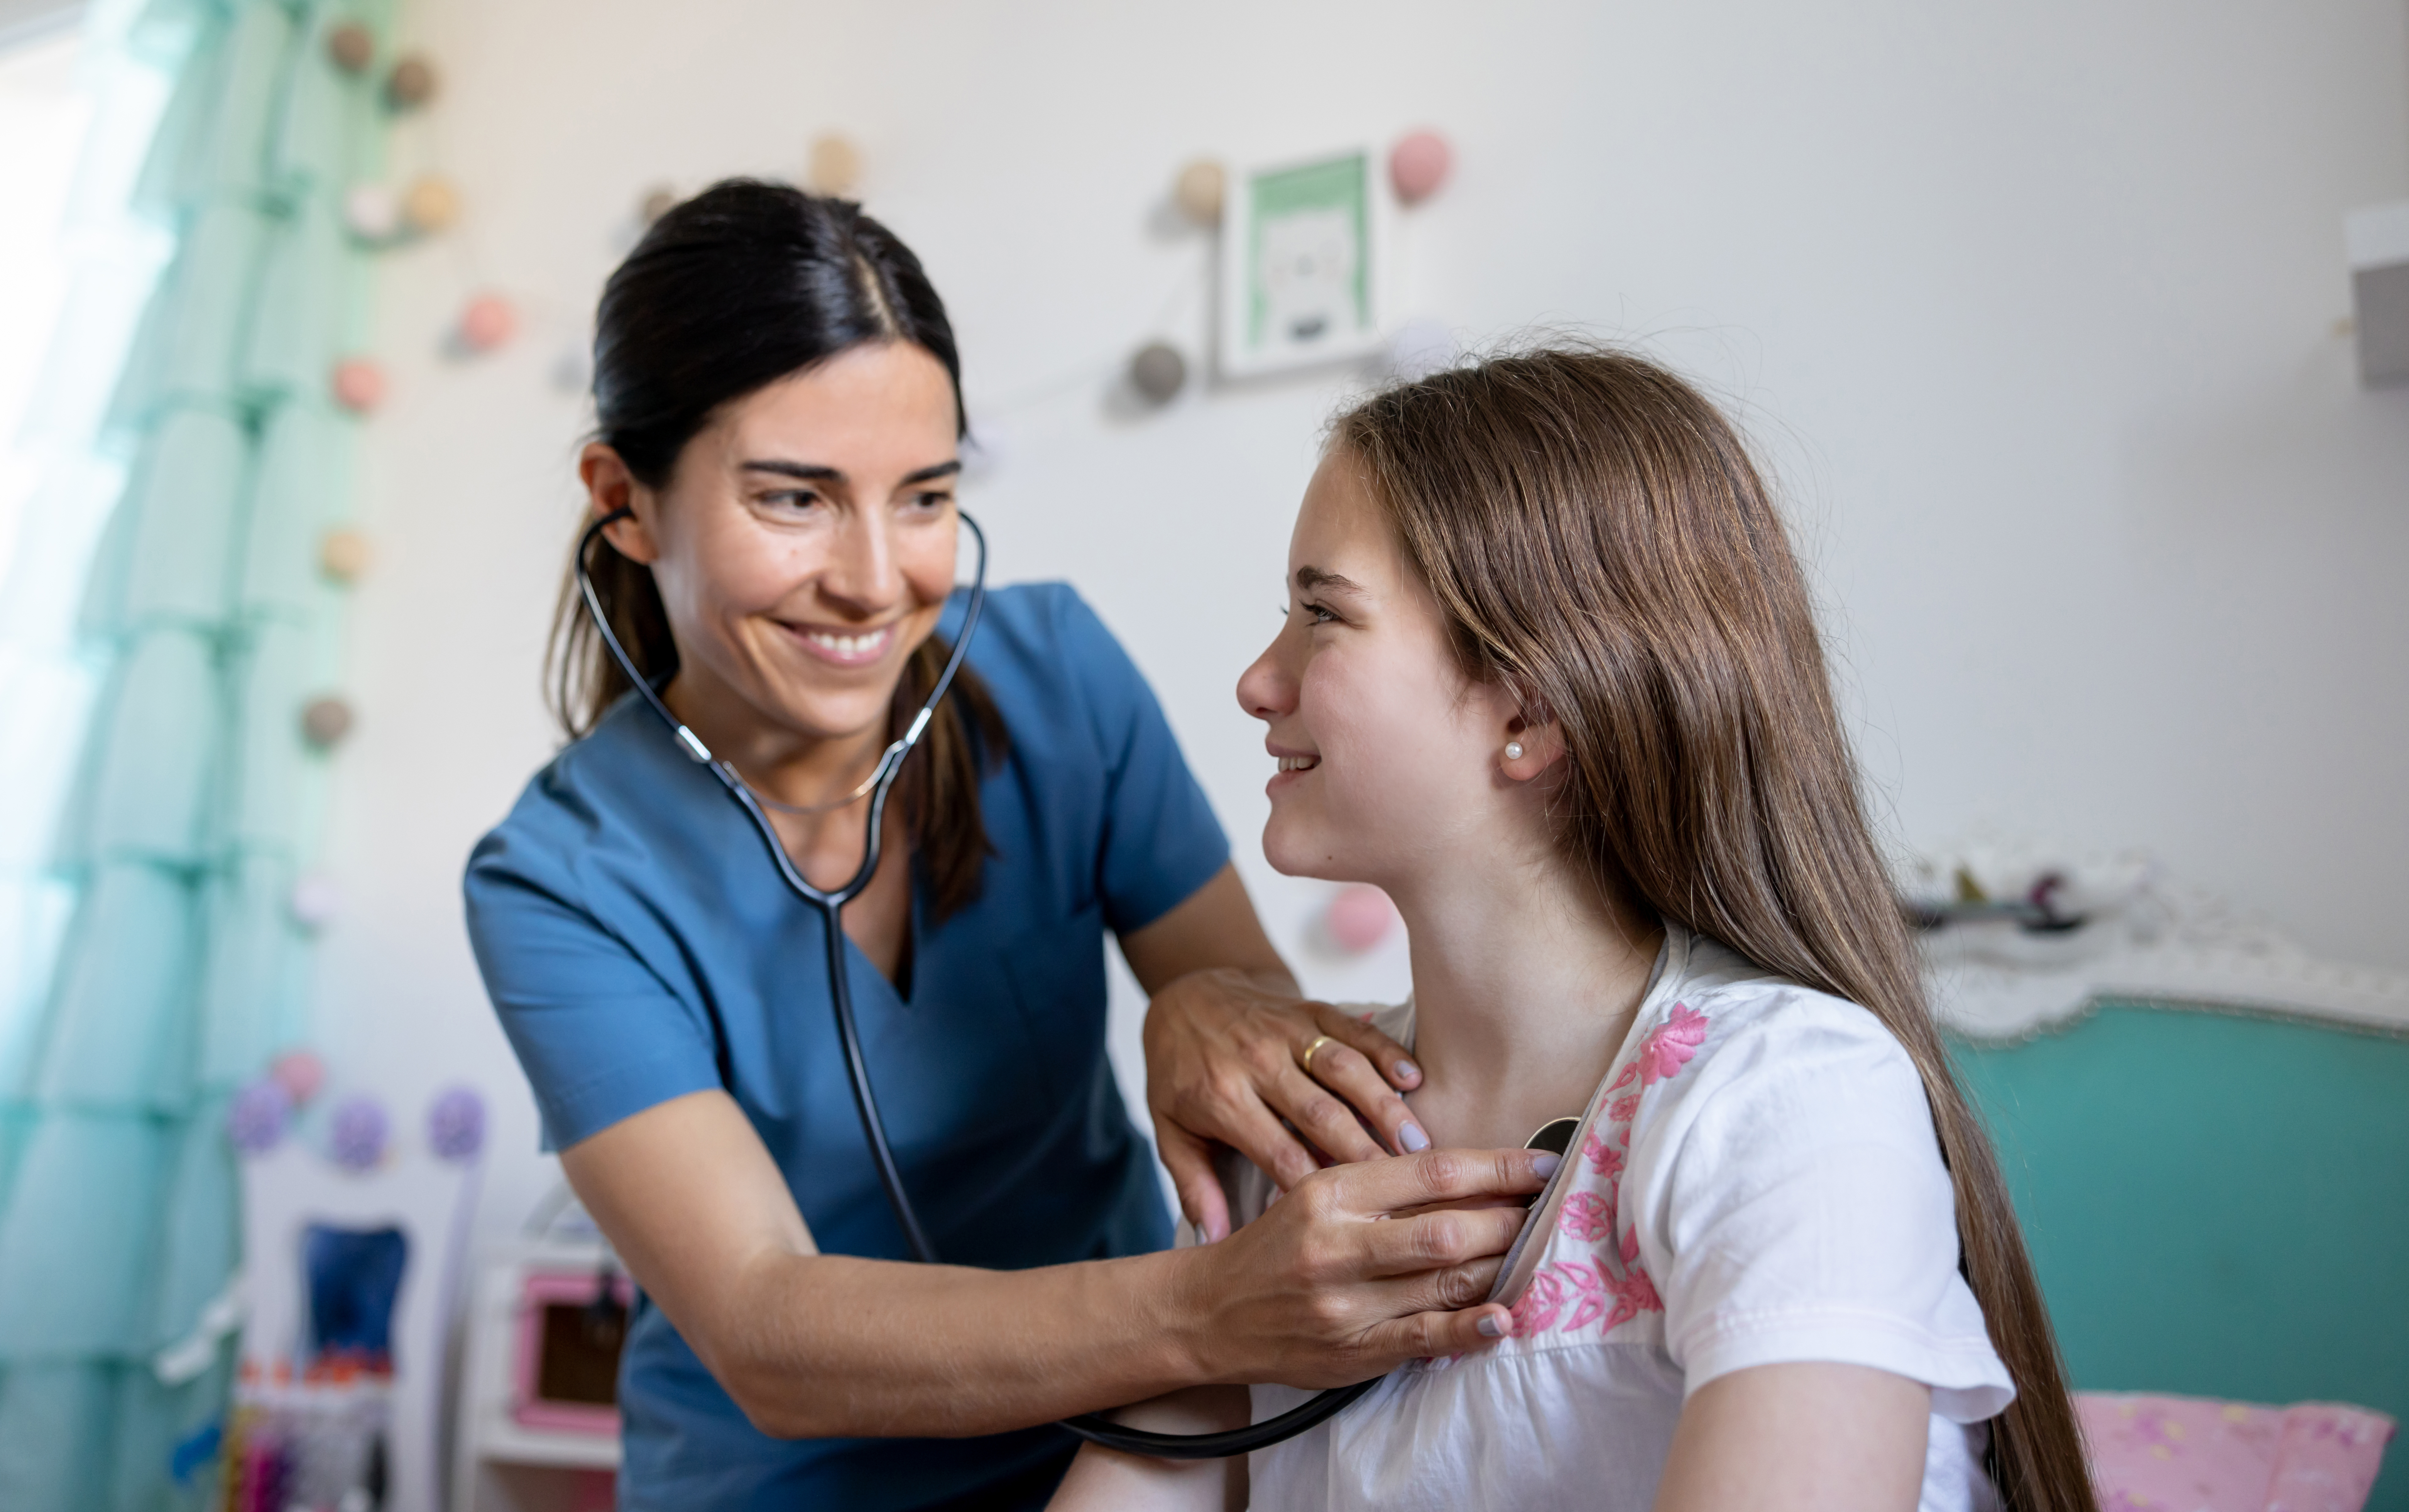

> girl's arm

[
  {"left": 1045, "top": 1387, "right": 1251, "bottom": 1512},
  {"left": 560, "top": 1088, "right": 1541, "bottom": 1438},
  {"left": 1653, "top": 1362, "right": 1932, "bottom": 1512}
]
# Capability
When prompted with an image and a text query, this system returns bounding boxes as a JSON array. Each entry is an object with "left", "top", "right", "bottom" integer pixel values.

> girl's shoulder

[
  {"left": 1594, "top": 929, "right": 1945, "bottom": 1237},
  {"left": 1627, "top": 929, "right": 1921, "bottom": 1113}
]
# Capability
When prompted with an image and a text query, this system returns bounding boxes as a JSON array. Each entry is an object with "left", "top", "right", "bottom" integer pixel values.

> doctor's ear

[
  {"left": 1499, "top": 713, "right": 1568, "bottom": 781},
  {"left": 579, "top": 442, "right": 661, "bottom": 565}
]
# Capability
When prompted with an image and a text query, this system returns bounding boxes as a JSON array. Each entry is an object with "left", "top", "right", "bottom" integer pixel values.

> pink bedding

[{"left": 2079, "top": 1392, "right": 2396, "bottom": 1512}]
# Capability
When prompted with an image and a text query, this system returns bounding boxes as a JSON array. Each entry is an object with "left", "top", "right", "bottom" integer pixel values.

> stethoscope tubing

[{"left": 575, "top": 502, "right": 1373, "bottom": 1457}]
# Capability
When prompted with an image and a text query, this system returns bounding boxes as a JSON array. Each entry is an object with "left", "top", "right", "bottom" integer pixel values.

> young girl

[{"left": 1050, "top": 348, "right": 2096, "bottom": 1512}]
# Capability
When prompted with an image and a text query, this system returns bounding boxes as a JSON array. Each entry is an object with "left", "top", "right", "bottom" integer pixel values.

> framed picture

[{"left": 1217, "top": 146, "right": 1391, "bottom": 379}]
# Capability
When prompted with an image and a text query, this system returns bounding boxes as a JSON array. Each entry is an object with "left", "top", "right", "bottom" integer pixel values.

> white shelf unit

[{"left": 451, "top": 1241, "right": 623, "bottom": 1512}]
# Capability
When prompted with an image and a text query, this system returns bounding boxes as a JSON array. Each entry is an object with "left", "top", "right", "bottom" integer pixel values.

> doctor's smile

[{"left": 780, "top": 619, "right": 898, "bottom": 666}]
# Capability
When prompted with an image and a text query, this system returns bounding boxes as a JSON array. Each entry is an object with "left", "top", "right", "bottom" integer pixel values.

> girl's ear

[
  {"left": 1500, "top": 710, "right": 1569, "bottom": 781},
  {"left": 580, "top": 442, "right": 661, "bottom": 564}
]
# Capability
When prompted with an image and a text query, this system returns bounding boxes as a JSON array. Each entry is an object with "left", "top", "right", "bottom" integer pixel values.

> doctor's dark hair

[
  {"left": 1331, "top": 348, "right": 2097, "bottom": 1512},
  {"left": 548, "top": 179, "right": 1007, "bottom": 918}
]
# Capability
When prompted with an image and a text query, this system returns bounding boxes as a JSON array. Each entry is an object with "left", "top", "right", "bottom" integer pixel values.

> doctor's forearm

[{"left": 701, "top": 1247, "right": 1215, "bottom": 1439}]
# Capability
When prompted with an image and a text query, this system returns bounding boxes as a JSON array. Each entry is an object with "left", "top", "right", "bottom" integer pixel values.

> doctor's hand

[
  {"left": 1179, "top": 1147, "right": 1552, "bottom": 1385},
  {"left": 1143, "top": 966, "right": 1425, "bottom": 1241}
]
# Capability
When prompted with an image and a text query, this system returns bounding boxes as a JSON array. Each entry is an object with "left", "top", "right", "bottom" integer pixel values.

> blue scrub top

[{"left": 464, "top": 583, "right": 1228, "bottom": 1510}]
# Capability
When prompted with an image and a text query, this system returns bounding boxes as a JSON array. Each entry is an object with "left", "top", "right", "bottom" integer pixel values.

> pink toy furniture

[
  {"left": 511, "top": 1268, "right": 636, "bottom": 1435},
  {"left": 2080, "top": 1392, "right": 2396, "bottom": 1512}
]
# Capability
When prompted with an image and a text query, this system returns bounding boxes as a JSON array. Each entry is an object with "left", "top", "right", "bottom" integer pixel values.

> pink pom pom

[
  {"left": 271, "top": 1049, "right": 326, "bottom": 1107},
  {"left": 458, "top": 292, "right": 516, "bottom": 353},
  {"left": 1388, "top": 130, "right": 1453, "bottom": 205},
  {"left": 331, "top": 357, "right": 386, "bottom": 413},
  {"left": 1325, "top": 884, "right": 1397, "bottom": 954}
]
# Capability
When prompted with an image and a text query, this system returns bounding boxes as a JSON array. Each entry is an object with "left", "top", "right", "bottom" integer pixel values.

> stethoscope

[{"left": 574, "top": 504, "right": 1379, "bottom": 1458}]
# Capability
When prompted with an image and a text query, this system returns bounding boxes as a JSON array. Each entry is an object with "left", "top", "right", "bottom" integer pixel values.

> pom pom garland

[
  {"left": 330, "top": 357, "right": 385, "bottom": 413},
  {"left": 428, "top": 1087, "right": 487, "bottom": 1162},
  {"left": 1324, "top": 884, "right": 1398, "bottom": 954},
  {"left": 228, "top": 1080, "right": 292, "bottom": 1156},
  {"left": 271, "top": 1049, "right": 326, "bottom": 1106},
  {"left": 329, "top": 1097, "right": 390, "bottom": 1171},
  {"left": 1388, "top": 130, "right": 1453, "bottom": 205},
  {"left": 300, "top": 695, "right": 355, "bottom": 749}
]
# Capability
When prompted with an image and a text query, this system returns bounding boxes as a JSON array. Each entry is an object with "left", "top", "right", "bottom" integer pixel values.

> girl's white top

[{"left": 1226, "top": 925, "right": 2015, "bottom": 1512}]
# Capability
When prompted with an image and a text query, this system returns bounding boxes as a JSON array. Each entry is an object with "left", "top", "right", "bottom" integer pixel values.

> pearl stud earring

[{"left": 1504, "top": 741, "right": 1524, "bottom": 760}]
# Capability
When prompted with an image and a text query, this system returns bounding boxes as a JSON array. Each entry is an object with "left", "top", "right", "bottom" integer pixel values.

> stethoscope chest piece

[{"left": 1525, "top": 1116, "right": 1582, "bottom": 1160}]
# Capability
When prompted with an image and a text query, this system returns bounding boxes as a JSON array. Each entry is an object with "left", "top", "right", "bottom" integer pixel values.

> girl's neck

[{"left": 1390, "top": 849, "right": 1663, "bottom": 1153}]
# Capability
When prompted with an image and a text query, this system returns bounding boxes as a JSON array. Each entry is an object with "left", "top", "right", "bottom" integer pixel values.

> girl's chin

[{"left": 1260, "top": 822, "right": 1366, "bottom": 885}]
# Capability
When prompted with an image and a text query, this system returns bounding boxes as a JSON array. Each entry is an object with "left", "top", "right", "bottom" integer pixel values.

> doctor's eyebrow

[
  {"left": 742, "top": 460, "right": 841, "bottom": 482},
  {"left": 739, "top": 459, "right": 963, "bottom": 486},
  {"left": 1294, "top": 566, "right": 1367, "bottom": 597}
]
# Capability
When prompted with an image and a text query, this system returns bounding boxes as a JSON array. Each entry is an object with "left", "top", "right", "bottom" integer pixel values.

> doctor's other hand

[
  {"left": 1180, "top": 1147, "right": 1552, "bottom": 1385},
  {"left": 1144, "top": 967, "right": 1425, "bottom": 1240}
]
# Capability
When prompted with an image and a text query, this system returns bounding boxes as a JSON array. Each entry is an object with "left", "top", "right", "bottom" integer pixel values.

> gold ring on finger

[{"left": 1299, "top": 1034, "right": 1338, "bottom": 1076}]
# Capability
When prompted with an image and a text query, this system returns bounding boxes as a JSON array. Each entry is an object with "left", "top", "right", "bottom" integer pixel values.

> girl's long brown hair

[{"left": 1334, "top": 345, "right": 2095, "bottom": 1512}]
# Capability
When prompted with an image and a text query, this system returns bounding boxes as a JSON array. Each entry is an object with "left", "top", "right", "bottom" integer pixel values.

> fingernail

[
  {"left": 1532, "top": 1152, "right": 1562, "bottom": 1179},
  {"left": 1476, "top": 1313, "right": 1507, "bottom": 1338},
  {"left": 1394, "top": 1060, "right": 1420, "bottom": 1083},
  {"left": 1398, "top": 1122, "right": 1430, "bottom": 1153}
]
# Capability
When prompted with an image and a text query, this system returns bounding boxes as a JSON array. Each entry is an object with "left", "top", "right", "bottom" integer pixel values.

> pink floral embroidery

[
  {"left": 1555, "top": 1260, "right": 1608, "bottom": 1331},
  {"left": 1601, "top": 1263, "right": 1662, "bottom": 1332},
  {"left": 1509, "top": 1267, "right": 1564, "bottom": 1335},
  {"left": 1559, "top": 1191, "right": 1613, "bottom": 1242},
  {"left": 1636, "top": 1003, "right": 1710, "bottom": 1086},
  {"left": 1581, "top": 1130, "right": 1624, "bottom": 1179},
  {"left": 1510, "top": 1004, "right": 1712, "bottom": 1341},
  {"left": 1607, "top": 1001, "right": 1711, "bottom": 1092}
]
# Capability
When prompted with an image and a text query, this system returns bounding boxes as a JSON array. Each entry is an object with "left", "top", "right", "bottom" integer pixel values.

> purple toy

[
  {"left": 427, "top": 1086, "right": 486, "bottom": 1162},
  {"left": 328, "top": 1096, "right": 390, "bottom": 1171},
  {"left": 227, "top": 1079, "right": 292, "bottom": 1156}
]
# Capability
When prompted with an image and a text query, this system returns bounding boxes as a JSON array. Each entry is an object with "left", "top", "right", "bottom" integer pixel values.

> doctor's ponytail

[
  {"left": 1332, "top": 346, "right": 2099, "bottom": 1512},
  {"left": 548, "top": 179, "right": 1007, "bottom": 918}
]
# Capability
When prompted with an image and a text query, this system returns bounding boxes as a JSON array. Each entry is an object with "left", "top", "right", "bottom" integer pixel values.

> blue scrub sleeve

[
  {"left": 464, "top": 852, "right": 725, "bottom": 1150},
  {"left": 1055, "top": 591, "right": 1232, "bottom": 934}
]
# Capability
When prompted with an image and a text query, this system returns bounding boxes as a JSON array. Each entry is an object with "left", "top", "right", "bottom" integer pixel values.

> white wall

[{"left": 319, "top": 0, "right": 2409, "bottom": 1251}]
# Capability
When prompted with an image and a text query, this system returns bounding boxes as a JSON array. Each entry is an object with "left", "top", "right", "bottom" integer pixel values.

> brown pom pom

[
  {"left": 300, "top": 696, "right": 356, "bottom": 749},
  {"left": 385, "top": 54, "right": 437, "bottom": 110},
  {"left": 326, "top": 23, "right": 374, "bottom": 75}
]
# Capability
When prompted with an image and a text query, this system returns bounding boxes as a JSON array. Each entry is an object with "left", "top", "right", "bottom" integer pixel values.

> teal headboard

[{"left": 1952, "top": 1002, "right": 2409, "bottom": 1511}]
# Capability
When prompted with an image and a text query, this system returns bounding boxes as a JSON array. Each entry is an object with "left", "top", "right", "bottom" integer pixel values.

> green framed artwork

[{"left": 1218, "top": 146, "right": 1391, "bottom": 378}]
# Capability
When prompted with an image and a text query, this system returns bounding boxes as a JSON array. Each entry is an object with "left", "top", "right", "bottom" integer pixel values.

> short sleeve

[
  {"left": 463, "top": 838, "right": 724, "bottom": 1151},
  {"left": 1634, "top": 1002, "right": 2016, "bottom": 1423},
  {"left": 1053, "top": 590, "right": 1230, "bottom": 933}
]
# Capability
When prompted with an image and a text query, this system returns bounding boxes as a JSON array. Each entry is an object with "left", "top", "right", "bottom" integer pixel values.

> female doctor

[{"left": 463, "top": 179, "right": 1554, "bottom": 1510}]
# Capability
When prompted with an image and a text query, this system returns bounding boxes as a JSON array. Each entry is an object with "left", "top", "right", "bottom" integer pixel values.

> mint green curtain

[{"left": 0, "top": 1, "right": 393, "bottom": 1504}]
